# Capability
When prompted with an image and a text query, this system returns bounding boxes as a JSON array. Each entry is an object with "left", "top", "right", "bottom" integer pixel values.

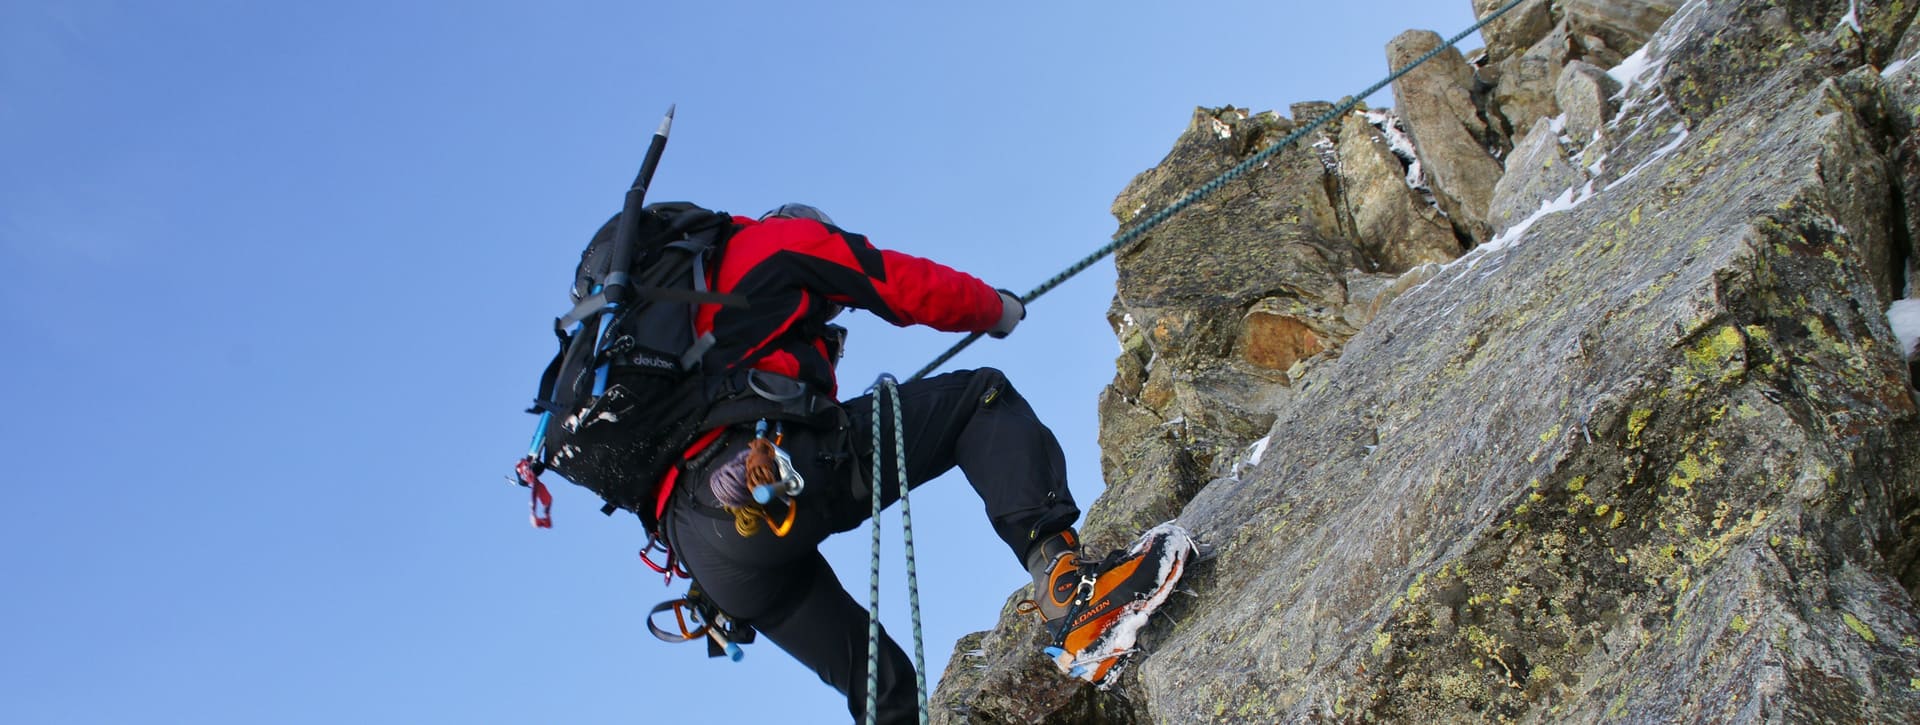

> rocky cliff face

[{"left": 933, "top": 1, "right": 1920, "bottom": 722}]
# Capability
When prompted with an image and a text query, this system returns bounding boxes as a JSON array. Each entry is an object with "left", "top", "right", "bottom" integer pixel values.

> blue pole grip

[{"left": 707, "top": 629, "right": 744, "bottom": 662}]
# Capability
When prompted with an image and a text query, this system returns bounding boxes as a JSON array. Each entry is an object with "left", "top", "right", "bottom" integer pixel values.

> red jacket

[
  {"left": 695, "top": 215, "right": 1006, "bottom": 396},
  {"left": 652, "top": 215, "right": 1006, "bottom": 522}
]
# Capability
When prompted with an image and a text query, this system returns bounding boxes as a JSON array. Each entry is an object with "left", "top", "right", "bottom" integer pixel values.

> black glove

[{"left": 988, "top": 289, "right": 1025, "bottom": 339}]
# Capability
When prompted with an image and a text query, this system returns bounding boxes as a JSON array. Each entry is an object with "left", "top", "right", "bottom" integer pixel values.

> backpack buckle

[{"left": 745, "top": 369, "right": 806, "bottom": 402}]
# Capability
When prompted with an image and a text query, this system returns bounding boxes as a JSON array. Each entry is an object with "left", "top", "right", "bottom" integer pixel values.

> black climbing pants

[{"left": 663, "top": 368, "right": 1079, "bottom": 724}]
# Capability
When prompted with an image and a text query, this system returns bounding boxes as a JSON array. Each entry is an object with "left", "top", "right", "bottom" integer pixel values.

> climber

[{"left": 656, "top": 202, "right": 1189, "bottom": 722}]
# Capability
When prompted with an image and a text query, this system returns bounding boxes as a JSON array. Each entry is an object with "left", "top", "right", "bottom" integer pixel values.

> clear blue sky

[{"left": 1, "top": 2, "right": 1478, "bottom": 723}]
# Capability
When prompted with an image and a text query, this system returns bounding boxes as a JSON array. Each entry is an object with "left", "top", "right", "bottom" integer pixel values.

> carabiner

[
  {"left": 648, "top": 597, "right": 709, "bottom": 643},
  {"left": 638, "top": 533, "right": 690, "bottom": 584}
]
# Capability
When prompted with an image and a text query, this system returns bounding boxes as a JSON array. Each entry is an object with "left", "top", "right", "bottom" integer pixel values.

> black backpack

[{"left": 525, "top": 202, "right": 746, "bottom": 527}]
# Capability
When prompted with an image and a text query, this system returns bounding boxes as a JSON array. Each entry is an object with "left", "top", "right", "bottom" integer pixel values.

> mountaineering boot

[
  {"left": 1025, "top": 528, "right": 1082, "bottom": 624},
  {"left": 1023, "top": 523, "right": 1196, "bottom": 687}
]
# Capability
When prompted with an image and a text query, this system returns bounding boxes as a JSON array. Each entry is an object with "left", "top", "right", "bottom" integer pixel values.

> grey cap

[{"left": 760, "top": 202, "right": 836, "bottom": 226}]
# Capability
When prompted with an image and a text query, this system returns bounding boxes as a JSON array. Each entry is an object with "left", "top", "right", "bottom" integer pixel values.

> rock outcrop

[
  {"left": 1390, "top": 29, "right": 1507, "bottom": 246},
  {"left": 1555, "top": 59, "right": 1621, "bottom": 145},
  {"left": 935, "top": 1, "right": 1920, "bottom": 722},
  {"left": 1476, "top": 0, "right": 1680, "bottom": 138},
  {"left": 1337, "top": 112, "right": 1464, "bottom": 271},
  {"left": 1487, "top": 117, "right": 1582, "bottom": 235}
]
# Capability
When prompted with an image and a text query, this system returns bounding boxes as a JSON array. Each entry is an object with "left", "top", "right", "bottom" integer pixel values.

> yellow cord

[
  {"left": 723, "top": 501, "right": 797, "bottom": 537},
  {"left": 728, "top": 505, "right": 763, "bottom": 537}
]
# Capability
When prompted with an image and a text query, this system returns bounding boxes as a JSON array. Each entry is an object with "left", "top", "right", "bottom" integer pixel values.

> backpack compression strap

[
  {"left": 534, "top": 237, "right": 748, "bottom": 419},
  {"left": 558, "top": 239, "right": 748, "bottom": 331}
]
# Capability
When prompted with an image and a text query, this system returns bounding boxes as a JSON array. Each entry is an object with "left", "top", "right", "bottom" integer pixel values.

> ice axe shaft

[{"left": 600, "top": 105, "right": 675, "bottom": 306}]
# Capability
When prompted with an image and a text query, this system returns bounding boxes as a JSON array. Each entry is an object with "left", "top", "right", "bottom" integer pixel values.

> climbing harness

[
  {"left": 642, "top": 422, "right": 797, "bottom": 661},
  {"left": 906, "top": 0, "right": 1533, "bottom": 383},
  {"left": 866, "top": 374, "right": 928, "bottom": 725},
  {"left": 648, "top": 582, "right": 755, "bottom": 661}
]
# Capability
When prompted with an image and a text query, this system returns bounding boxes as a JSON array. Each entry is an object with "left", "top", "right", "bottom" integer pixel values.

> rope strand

[
  {"left": 891, "top": 379, "right": 929, "bottom": 723},
  {"left": 908, "top": 0, "right": 1529, "bottom": 383},
  {"left": 866, "top": 375, "right": 927, "bottom": 724},
  {"left": 866, "top": 380, "right": 885, "bottom": 724}
]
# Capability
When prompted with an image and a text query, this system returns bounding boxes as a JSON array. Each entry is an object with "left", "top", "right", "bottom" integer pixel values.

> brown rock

[
  {"left": 1474, "top": 0, "right": 1556, "bottom": 60},
  {"left": 1555, "top": 59, "right": 1623, "bottom": 144},
  {"left": 1389, "top": 29, "right": 1506, "bottom": 245},
  {"left": 1490, "top": 20, "right": 1574, "bottom": 135},
  {"left": 1560, "top": 0, "right": 1682, "bottom": 59},
  {"left": 1333, "top": 111, "right": 1462, "bottom": 271},
  {"left": 1239, "top": 302, "right": 1326, "bottom": 372},
  {"left": 1487, "top": 117, "right": 1585, "bottom": 235}
]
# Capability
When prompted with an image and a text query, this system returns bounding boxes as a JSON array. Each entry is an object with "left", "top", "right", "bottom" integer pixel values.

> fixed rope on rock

[
  {"left": 852, "top": 1, "right": 1528, "bottom": 715},
  {"left": 907, "top": 0, "right": 1530, "bottom": 383}
]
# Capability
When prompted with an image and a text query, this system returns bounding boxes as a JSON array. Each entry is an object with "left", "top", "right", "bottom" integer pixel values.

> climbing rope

[
  {"left": 867, "top": 374, "right": 928, "bottom": 724},
  {"left": 907, "top": 0, "right": 1530, "bottom": 384}
]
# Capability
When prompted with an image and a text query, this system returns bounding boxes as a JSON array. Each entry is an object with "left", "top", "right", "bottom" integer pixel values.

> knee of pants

[{"left": 965, "top": 367, "right": 1010, "bottom": 406}]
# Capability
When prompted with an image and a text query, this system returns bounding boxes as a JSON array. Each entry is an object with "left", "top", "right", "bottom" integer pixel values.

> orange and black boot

[{"left": 1024, "top": 523, "right": 1195, "bottom": 685}]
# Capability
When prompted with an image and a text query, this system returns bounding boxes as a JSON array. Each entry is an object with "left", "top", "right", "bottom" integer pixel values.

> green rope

[
  {"left": 907, "top": 0, "right": 1529, "bottom": 384},
  {"left": 867, "top": 374, "right": 927, "bottom": 724},
  {"left": 892, "top": 378, "right": 929, "bottom": 723},
  {"left": 866, "top": 380, "right": 884, "bottom": 723}
]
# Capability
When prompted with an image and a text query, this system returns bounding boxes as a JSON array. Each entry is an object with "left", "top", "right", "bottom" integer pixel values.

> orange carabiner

[
  {"left": 764, "top": 500, "right": 798, "bottom": 537},
  {"left": 648, "top": 597, "right": 710, "bottom": 643}
]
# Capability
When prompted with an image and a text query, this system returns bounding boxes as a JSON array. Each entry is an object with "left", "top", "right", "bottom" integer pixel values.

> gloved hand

[{"left": 989, "top": 289, "right": 1025, "bottom": 339}]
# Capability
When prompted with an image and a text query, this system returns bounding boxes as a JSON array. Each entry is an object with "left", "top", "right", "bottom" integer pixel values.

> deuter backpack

[{"left": 522, "top": 202, "right": 745, "bottom": 529}]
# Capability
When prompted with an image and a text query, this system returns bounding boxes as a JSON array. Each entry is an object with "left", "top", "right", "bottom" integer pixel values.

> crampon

[{"left": 1026, "top": 522, "right": 1199, "bottom": 687}]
